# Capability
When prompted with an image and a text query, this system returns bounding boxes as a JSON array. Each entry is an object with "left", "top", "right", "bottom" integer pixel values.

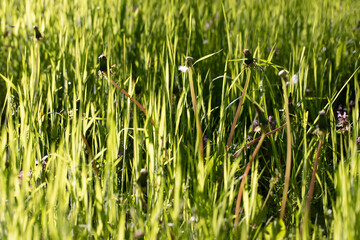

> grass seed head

[
  {"left": 185, "top": 56, "right": 194, "bottom": 67},
  {"left": 98, "top": 55, "right": 107, "bottom": 72},
  {"left": 243, "top": 49, "right": 255, "bottom": 68},
  {"left": 316, "top": 110, "right": 328, "bottom": 135},
  {"left": 278, "top": 70, "right": 289, "bottom": 81},
  {"left": 137, "top": 168, "right": 148, "bottom": 188},
  {"left": 33, "top": 25, "right": 43, "bottom": 40}
]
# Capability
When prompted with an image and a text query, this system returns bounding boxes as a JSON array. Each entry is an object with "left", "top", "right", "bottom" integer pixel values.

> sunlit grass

[{"left": 1, "top": 0, "right": 360, "bottom": 239}]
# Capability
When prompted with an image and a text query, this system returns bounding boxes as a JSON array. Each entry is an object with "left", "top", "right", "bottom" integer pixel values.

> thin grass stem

[
  {"left": 234, "top": 133, "right": 265, "bottom": 228},
  {"left": 227, "top": 70, "right": 251, "bottom": 149},
  {"left": 110, "top": 78, "right": 169, "bottom": 160},
  {"left": 280, "top": 81, "right": 292, "bottom": 220},
  {"left": 233, "top": 122, "right": 287, "bottom": 158},
  {"left": 300, "top": 136, "right": 323, "bottom": 235}
]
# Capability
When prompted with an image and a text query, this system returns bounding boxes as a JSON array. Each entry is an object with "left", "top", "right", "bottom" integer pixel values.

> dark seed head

[
  {"left": 316, "top": 110, "right": 328, "bottom": 134},
  {"left": 137, "top": 168, "right": 148, "bottom": 188},
  {"left": 98, "top": 55, "right": 107, "bottom": 72},
  {"left": 185, "top": 56, "right": 194, "bottom": 67},
  {"left": 243, "top": 49, "right": 255, "bottom": 67},
  {"left": 33, "top": 25, "right": 42, "bottom": 40}
]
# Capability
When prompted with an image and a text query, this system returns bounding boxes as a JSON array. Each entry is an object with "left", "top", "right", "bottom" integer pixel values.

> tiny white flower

[
  {"left": 168, "top": 223, "right": 174, "bottom": 227},
  {"left": 178, "top": 65, "right": 189, "bottom": 73},
  {"left": 291, "top": 73, "right": 299, "bottom": 84}
]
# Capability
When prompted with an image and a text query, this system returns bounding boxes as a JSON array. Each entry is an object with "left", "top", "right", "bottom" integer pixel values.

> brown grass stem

[
  {"left": 227, "top": 70, "right": 251, "bottom": 149},
  {"left": 109, "top": 79, "right": 169, "bottom": 160},
  {"left": 300, "top": 137, "right": 323, "bottom": 236},
  {"left": 280, "top": 81, "right": 292, "bottom": 220},
  {"left": 232, "top": 122, "right": 287, "bottom": 158},
  {"left": 234, "top": 133, "right": 265, "bottom": 229}
]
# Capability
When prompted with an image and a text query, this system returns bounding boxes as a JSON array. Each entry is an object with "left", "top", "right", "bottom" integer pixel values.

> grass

[{"left": 1, "top": 0, "right": 360, "bottom": 239}]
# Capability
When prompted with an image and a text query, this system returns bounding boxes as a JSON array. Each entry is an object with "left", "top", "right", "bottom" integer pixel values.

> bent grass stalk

[
  {"left": 300, "top": 136, "right": 323, "bottom": 235},
  {"left": 234, "top": 133, "right": 266, "bottom": 228},
  {"left": 227, "top": 70, "right": 251, "bottom": 149},
  {"left": 280, "top": 80, "right": 292, "bottom": 220},
  {"left": 109, "top": 78, "right": 169, "bottom": 160},
  {"left": 232, "top": 122, "right": 287, "bottom": 158}
]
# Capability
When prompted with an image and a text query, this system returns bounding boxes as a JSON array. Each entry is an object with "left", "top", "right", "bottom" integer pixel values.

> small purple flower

[
  {"left": 252, "top": 119, "right": 261, "bottom": 133},
  {"left": 357, "top": 137, "right": 360, "bottom": 145},
  {"left": 205, "top": 20, "right": 214, "bottom": 30},
  {"left": 337, "top": 111, "right": 349, "bottom": 131},
  {"left": 42, "top": 160, "right": 47, "bottom": 170},
  {"left": 252, "top": 119, "right": 258, "bottom": 129},
  {"left": 203, "top": 135, "right": 208, "bottom": 145},
  {"left": 268, "top": 115, "right": 276, "bottom": 127},
  {"left": 35, "top": 158, "right": 39, "bottom": 166},
  {"left": 18, "top": 170, "right": 32, "bottom": 183},
  {"left": 18, "top": 171, "right": 24, "bottom": 180},
  {"left": 337, "top": 111, "right": 348, "bottom": 122},
  {"left": 268, "top": 48, "right": 279, "bottom": 54},
  {"left": 350, "top": 100, "right": 355, "bottom": 107}
]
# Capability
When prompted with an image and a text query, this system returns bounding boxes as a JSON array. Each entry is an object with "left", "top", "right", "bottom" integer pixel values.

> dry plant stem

[
  {"left": 110, "top": 79, "right": 154, "bottom": 125},
  {"left": 227, "top": 70, "right": 251, "bottom": 149},
  {"left": 280, "top": 81, "right": 292, "bottom": 220},
  {"left": 188, "top": 67, "right": 204, "bottom": 161},
  {"left": 82, "top": 134, "right": 100, "bottom": 176},
  {"left": 234, "top": 133, "right": 265, "bottom": 229},
  {"left": 300, "top": 137, "right": 323, "bottom": 235},
  {"left": 233, "top": 123, "right": 287, "bottom": 158},
  {"left": 110, "top": 79, "right": 169, "bottom": 160}
]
